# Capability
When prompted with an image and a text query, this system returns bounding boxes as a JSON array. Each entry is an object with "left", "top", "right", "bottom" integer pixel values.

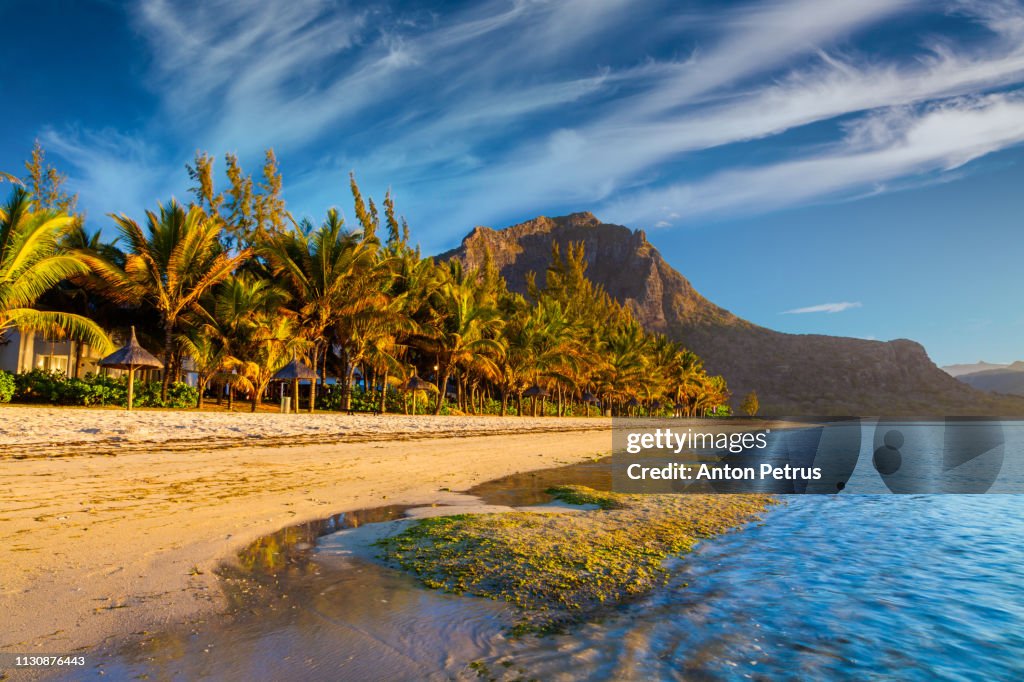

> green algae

[{"left": 375, "top": 486, "right": 775, "bottom": 634}]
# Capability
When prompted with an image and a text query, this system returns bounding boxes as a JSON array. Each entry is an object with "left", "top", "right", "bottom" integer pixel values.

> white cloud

[
  {"left": 601, "top": 92, "right": 1024, "bottom": 224},
  {"left": 783, "top": 302, "right": 863, "bottom": 314},
  {"left": 38, "top": 127, "right": 183, "bottom": 223},
  {"left": 32, "top": 0, "right": 1024, "bottom": 238}
]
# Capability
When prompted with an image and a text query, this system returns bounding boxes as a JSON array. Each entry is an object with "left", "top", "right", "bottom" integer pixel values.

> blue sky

[{"left": 2, "top": 0, "right": 1023, "bottom": 365}]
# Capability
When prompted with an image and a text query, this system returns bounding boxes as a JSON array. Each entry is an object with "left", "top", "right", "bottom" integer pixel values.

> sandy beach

[{"left": 0, "top": 407, "right": 611, "bottom": 661}]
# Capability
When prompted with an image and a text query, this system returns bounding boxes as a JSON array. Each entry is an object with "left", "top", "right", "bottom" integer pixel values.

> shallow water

[
  {"left": 78, "top": 424, "right": 1024, "bottom": 681},
  {"left": 483, "top": 495, "right": 1024, "bottom": 681}
]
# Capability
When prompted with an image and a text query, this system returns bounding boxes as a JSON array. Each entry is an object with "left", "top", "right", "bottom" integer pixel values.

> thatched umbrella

[
  {"left": 581, "top": 391, "right": 599, "bottom": 417},
  {"left": 523, "top": 384, "right": 549, "bottom": 417},
  {"left": 99, "top": 326, "right": 163, "bottom": 411},
  {"left": 404, "top": 376, "right": 437, "bottom": 415},
  {"left": 273, "top": 359, "right": 318, "bottom": 413}
]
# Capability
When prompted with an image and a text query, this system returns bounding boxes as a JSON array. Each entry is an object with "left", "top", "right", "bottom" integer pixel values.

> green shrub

[
  {"left": 13, "top": 369, "right": 67, "bottom": 403},
  {"left": 163, "top": 381, "right": 199, "bottom": 408},
  {"left": 316, "top": 385, "right": 409, "bottom": 413},
  {"left": 0, "top": 370, "right": 14, "bottom": 403},
  {"left": 709, "top": 404, "right": 732, "bottom": 417},
  {"left": 132, "top": 381, "right": 198, "bottom": 408},
  {"left": 9, "top": 370, "right": 197, "bottom": 408}
]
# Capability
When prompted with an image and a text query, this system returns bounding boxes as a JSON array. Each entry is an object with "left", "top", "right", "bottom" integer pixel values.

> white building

[
  {"left": 0, "top": 329, "right": 108, "bottom": 377},
  {"left": 0, "top": 329, "right": 181, "bottom": 384}
]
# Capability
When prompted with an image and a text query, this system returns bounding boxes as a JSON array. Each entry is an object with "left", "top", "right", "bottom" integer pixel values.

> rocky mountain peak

[{"left": 440, "top": 213, "right": 1024, "bottom": 415}]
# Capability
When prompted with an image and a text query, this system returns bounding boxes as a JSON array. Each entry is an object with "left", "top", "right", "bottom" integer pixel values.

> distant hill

[
  {"left": 942, "top": 361, "right": 1011, "bottom": 377},
  {"left": 440, "top": 212, "right": 1024, "bottom": 416},
  {"left": 956, "top": 362, "right": 1024, "bottom": 397}
]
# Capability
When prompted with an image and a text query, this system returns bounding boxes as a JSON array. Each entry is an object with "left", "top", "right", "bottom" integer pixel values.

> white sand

[{"left": 0, "top": 406, "right": 603, "bottom": 456}]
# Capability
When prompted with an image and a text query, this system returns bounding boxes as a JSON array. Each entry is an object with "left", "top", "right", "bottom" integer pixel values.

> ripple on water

[{"left": 490, "top": 495, "right": 1024, "bottom": 681}]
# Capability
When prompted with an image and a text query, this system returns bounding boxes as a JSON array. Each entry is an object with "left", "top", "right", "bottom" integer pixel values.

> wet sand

[{"left": 0, "top": 408, "right": 611, "bottom": 660}]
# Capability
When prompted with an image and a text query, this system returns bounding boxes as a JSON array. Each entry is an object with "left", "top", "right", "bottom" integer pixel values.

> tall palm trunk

[
  {"left": 379, "top": 371, "right": 389, "bottom": 413},
  {"left": 344, "top": 363, "right": 358, "bottom": 411},
  {"left": 161, "top": 318, "right": 174, "bottom": 403},
  {"left": 308, "top": 347, "right": 318, "bottom": 414},
  {"left": 434, "top": 367, "right": 451, "bottom": 415},
  {"left": 73, "top": 341, "right": 83, "bottom": 379}
]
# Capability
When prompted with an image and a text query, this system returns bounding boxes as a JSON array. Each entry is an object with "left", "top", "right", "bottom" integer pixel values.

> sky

[{"left": 2, "top": 0, "right": 1022, "bottom": 365}]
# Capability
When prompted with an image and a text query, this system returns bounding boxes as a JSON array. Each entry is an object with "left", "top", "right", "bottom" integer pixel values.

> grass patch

[
  {"left": 545, "top": 485, "right": 622, "bottom": 510},
  {"left": 375, "top": 486, "right": 775, "bottom": 635}
]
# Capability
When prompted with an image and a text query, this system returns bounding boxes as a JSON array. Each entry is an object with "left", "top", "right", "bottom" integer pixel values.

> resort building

[
  {"left": 0, "top": 328, "right": 108, "bottom": 377},
  {"left": 0, "top": 328, "right": 187, "bottom": 384}
]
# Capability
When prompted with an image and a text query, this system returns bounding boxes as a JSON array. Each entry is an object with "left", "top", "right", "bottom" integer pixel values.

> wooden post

[
  {"left": 127, "top": 367, "right": 135, "bottom": 411},
  {"left": 292, "top": 378, "right": 299, "bottom": 414}
]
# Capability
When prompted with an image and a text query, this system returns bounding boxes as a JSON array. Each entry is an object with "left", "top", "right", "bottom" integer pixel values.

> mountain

[
  {"left": 942, "top": 361, "right": 1011, "bottom": 377},
  {"left": 439, "top": 212, "right": 1024, "bottom": 416},
  {"left": 955, "top": 362, "right": 1024, "bottom": 397}
]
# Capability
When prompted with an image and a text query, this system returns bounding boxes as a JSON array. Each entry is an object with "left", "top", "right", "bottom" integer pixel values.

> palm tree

[
  {"left": 232, "top": 314, "right": 298, "bottom": 412},
  {"left": 599, "top": 320, "right": 648, "bottom": 415},
  {"left": 262, "top": 208, "right": 382, "bottom": 412},
  {"left": 179, "top": 324, "right": 229, "bottom": 409},
  {"left": 213, "top": 273, "right": 297, "bottom": 412},
  {"left": 0, "top": 187, "right": 112, "bottom": 354},
  {"left": 669, "top": 348, "right": 705, "bottom": 417},
  {"left": 422, "top": 274, "right": 503, "bottom": 414},
  {"left": 88, "top": 201, "right": 251, "bottom": 401}
]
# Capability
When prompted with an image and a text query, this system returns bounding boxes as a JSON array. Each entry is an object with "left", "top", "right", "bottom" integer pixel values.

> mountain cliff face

[{"left": 440, "top": 212, "right": 1023, "bottom": 415}]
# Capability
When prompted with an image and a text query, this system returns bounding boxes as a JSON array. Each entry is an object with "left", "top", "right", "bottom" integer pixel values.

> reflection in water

[
  {"left": 232, "top": 505, "right": 412, "bottom": 576},
  {"left": 467, "top": 457, "right": 612, "bottom": 506},
  {"left": 78, "top": 423, "right": 1024, "bottom": 681}
]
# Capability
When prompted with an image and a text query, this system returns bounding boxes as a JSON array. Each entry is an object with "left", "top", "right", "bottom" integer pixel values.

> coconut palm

[
  {"left": 422, "top": 272, "right": 504, "bottom": 415},
  {"left": 0, "top": 187, "right": 112, "bottom": 353},
  {"left": 262, "top": 208, "right": 385, "bottom": 412},
  {"left": 599, "top": 320, "right": 649, "bottom": 414},
  {"left": 212, "top": 273, "right": 297, "bottom": 412},
  {"left": 179, "top": 324, "right": 229, "bottom": 409},
  {"left": 88, "top": 200, "right": 251, "bottom": 400}
]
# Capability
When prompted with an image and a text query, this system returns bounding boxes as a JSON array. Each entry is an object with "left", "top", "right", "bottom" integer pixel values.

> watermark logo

[{"left": 612, "top": 418, "right": 1015, "bottom": 494}]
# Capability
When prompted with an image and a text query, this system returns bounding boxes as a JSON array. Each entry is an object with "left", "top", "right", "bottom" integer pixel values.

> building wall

[
  {"left": 1, "top": 328, "right": 201, "bottom": 388},
  {"left": 1, "top": 329, "right": 111, "bottom": 378}
]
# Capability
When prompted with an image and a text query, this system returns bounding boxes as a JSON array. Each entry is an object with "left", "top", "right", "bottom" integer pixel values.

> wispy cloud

[
  {"left": 601, "top": 91, "right": 1024, "bottom": 225},
  {"left": 38, "top": 127, "right": 182, "bottom": 222},
  {"left": 783, "top": 302, "right": 864, "bottom": 314},
  {"left": 31, "top": 0, "right": 1024, "bottom": 241}
]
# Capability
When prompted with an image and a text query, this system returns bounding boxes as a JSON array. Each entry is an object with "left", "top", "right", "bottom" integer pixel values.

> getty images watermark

[{"left": 611, "top": 418, "right": 1018, "bottom": 494}]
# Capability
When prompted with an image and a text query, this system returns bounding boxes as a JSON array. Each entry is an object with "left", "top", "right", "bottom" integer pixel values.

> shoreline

[{"left": 0, "top": 411, "right": 613, "bottom": 661}]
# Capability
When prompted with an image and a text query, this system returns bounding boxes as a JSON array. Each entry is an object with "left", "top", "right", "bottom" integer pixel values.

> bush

[
  {"left": 13, "top": 369, "right": 68, "bottom": 403},
  {"left": 131, "top": 380, "right": 198, "bottom": 408},
  {"left": 8, "top": 369, "right": 197, "bottom": 408},
  {"left": 161, "top": 381, "right": 199, "bottom": 409},
  {"left": 0, "top": 370, "right": 14, "bottom": 403},
  {"left": 61, "top": 374, "right": 126, "bottom": 406},
  {"left": 709, "top": 404, "right": 732, "bottom": 418},
  {"left": 316, "top": 385, "right": 410, "bottom": 413}
]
